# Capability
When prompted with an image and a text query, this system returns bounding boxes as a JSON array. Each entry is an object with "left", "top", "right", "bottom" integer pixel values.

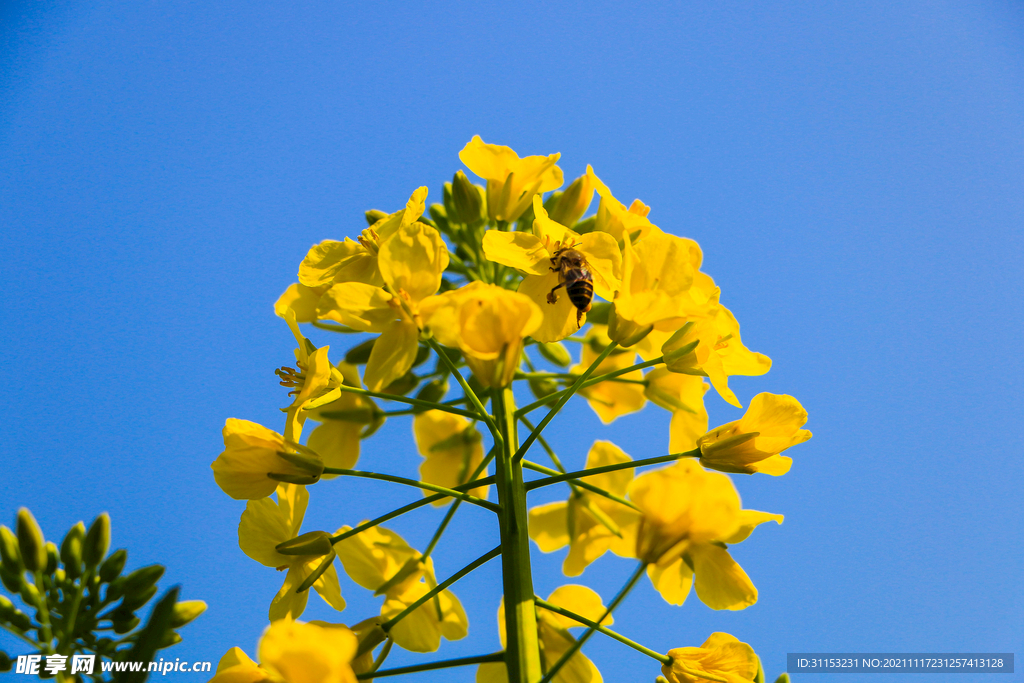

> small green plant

[{"left": 0, "top": 508, "right": 205, "bottom": 681}]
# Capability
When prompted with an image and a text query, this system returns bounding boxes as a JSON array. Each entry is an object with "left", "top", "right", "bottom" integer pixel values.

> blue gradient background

[{"left": 1, "top": 2, "right": 1021, "bottom": 681}]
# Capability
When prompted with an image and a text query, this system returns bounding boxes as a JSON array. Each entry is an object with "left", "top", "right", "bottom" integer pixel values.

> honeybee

[{"left": 547, "top": 245, "right": 594, "bottom": 327}]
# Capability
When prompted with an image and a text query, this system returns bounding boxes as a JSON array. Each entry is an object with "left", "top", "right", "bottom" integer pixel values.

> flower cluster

[{"left": 210, "top": 137, "right": 811, "bottom": 683}]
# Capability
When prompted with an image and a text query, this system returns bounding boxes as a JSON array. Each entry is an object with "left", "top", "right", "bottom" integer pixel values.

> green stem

[
  {"left": 493, "top": 387, "right": 543, "bottom": 683},
  {"left": 524, "top": 449, "right": 700, "bottom": 491},
  {"left": 369, "top": 638, "right": 394, "bottom": 673},
  {"left": 521, "top": 460, "right": 638, "bottom": 511},
  {"left": 322, "top": 469, "right": 499, "bottom": 513},
  {"left": 427, "top": 337, "right": 502, "bottom": 444},
  {"left": 356, "top": 652, "right": 505, "bottom": 679},
  {"left": 515, "top": 354, "right": 664, "bottom": 417},
  {"left": 57, "top": 570, "right": 91, "bottom": 651},
  {"left": 380, "top": 545, "right": 500, "bottom": 632},
  {"left": 538, "top": 563, "right": 647, "bottom": 683},
  {"left": 325, "top": 384, "right": 482, "bottom": 421},
  {"left": 329, "top": 474, "right": 491, "bottom": 545},
  {"left": 33, "top": 571, "right": 53, "bottom": 648},
  {"left": 513, "top": 342, "right": 619, "bottom": 462},
  {"left": 533, "top": 598, "right": 671, "bottom": 664}
]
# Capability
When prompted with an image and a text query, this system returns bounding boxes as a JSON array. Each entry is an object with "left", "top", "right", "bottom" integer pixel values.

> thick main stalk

[{"left": 493, "top": 387, "right": 543, "bottom": 683}]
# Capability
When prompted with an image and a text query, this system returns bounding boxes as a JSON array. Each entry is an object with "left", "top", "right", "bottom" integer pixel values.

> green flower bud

[
  {"left": 549, "top": 174, "right": 594, "bottom": 228},
  {"left": 16, "top": 510, "right": 46, "bottom": 573},
  {"left": 0, "top": 566, "right": 22, "bottom": 593},
  {"left": 0, "top": 651, "right": 11, "bottom": 673},
  {"left": 773, "top": 675, "right": 790, "bottom": 683},
  {"left": 83, "top": 513, "right": 110, "bottom": 569},
  {"left": 528, "top": 377, "right": 560, "bottom": 405},
  {"left": 413, "top": 378, "right": 448, "bottom": 411},
  {"left": 60, "top": 522, "right": 85, "bottom": 580},
  {"left": 537, "top": 341, "right": 572, "bottom": 367},
  {"left": 573, "top": 214, "right": 597, "bottom": 234},
  {"left": 160, "top": 631, "right": 183, "bottom": 648},
  {"left": 364, "top": 209, "right": 388, "bottom": 226},
  {"left": 122, "top": 565, "right": 164, "bottom": 596},
  {"left": 0, "top": 594, "right": 13, "bottom": 618},
  {"left": 0, "top": 527, "right": 21, "bottom": 574},
  {"left": 295, "top": 550, "right": 336, "bottom": 593},
  {"left": 585, "top": 301, "right": 611, "bottom": 325},
  {"left": 275, "top": 531, "right": 333, "bottom": 557},
  {"left": 9, "top": 609, "right": 32, "bottom": 632},
  {"left": 344, "top": 338, "right": 376, "bottom": 365},
  {"left": 607, "top": 305, "right": 653, "bottom": 348},
  {"left": 169, "top": 600, "right": 207, "bottom": 628},
  {"left": 122, "top": 584, "right": 158, "bottom": 610},
  {"left": 19, "top": 581, "right": 39, "bottom": 605},
  {"left": 43, "top": 542, "right": 58, "bottom": 575},
  {"left": 451, "top": 170, "right": 484, "bottom": 224},
  {"left": 99, "top": 548, "right": 128, "bottom": 582},
  {"left": 382, "top": 372, "right": 419, "bottom": 397},
  {"left": 112, "top": 615, "right": 140, "bottom": 634},
  {"left": 428, "top": 204, "right": 450, "bottom": 234}
]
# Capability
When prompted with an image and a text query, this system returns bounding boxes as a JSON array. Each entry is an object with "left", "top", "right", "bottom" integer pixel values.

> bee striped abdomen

[{"left": 565, "top": 274, "right": 594, "bottom": 312}]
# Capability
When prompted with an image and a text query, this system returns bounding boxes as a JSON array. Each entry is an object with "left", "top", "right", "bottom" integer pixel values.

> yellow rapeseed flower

[
  {"left": 609, "top": 231, "right": 705, "bottom": 346},
  {"left": 627, "top": 461, "right": 782, "bottom": 610},
  {"left": 315, "top": 206, "right": 449, "bottom": 391},
  {"left": 334, "top": 525, "right": 467, "bottom": 653},
  {"left": 660, "top": 304, "right": 772, "bottom": 408},
  {"left": 459, "top": 136, "right": 563, "bottom": 222},
  {"left": 476, "top": 585, "right": 608, "bottom": 683},
  {"left": 585, "top": 166, "right": 659, "bottom": 242},
  {"left": 697, "top": 393, "right": 812, "bottom": 476},
  {"left": 482, "top": 196, "right": 621, "bottom": 341},
  {"left": 238, "top": 484, "right": 345, "bottom": 621},
  {"left": 662, "top": 632, "right": 759, "bottom": 683},
  {"left": 528, "top": 441, "right": 638, "bottom": 576},
  {"left": 421, "top": 282, "right": 542, "bottom": 388},
  {"left": 211, "top": 419, "right": 323, "bottom": 500},
  {"left": 413, "top": 410, "right": 489, "bottom": 506},
  {"left": 302, "top": 362, "right": 380, "bottom": 474},
  {"left": 209, "top": 619, "right": 359, "bottom": 683}
]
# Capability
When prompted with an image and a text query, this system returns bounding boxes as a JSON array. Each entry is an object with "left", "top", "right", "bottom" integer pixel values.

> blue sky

[{"left": 1, "top": 2, "right": 1021, "bottom": 681}]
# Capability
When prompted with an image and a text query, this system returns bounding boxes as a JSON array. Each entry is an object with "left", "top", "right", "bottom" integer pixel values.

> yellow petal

[
  {"left": 378, "top": 222, "right": 448, "bottom": 303},
  {"left": 738, "top": 393, "right": 812, "bottom": 454},
  {"left": 577, "top": 231, "right": 622, "bottom": 299},
  {"left": 274, "top": 283, "right": 324, "bottom": 323},
  {"left": 581, "top": 441, "right": 633, "bottom": 498},
  {"left": 306, "top": 419, "right": 361, "bottom": 472},
  {"left": 313, "top": 562, "right": 347, "bottom": 612},
  {"left": 647, "top": 557, "right": 694, "bottom": 606},
  {"left": 749, "top": 454, "right": 793, "bottom": 476},
  {"left": 482, "top": 231, "right": 551, "bottom": 275},
  {"left": 528, "top": 501, "right": 570, "bottom": 552},
  {"left": 586, "top": 166, "right": 658, "bottom": 242},
  {"left": 317, "top": 283, "right": 397, "bottom": 332},
  {"left": 259, "top": 619, "right": 358, "bottom": 683},
  {"left": 299, "top": 238, "right": 381, "bottom": 289},
  {"left": 722, "top": 510, "right": 784, "bottom": 545},
  {"left": 476, "top": 662, "right": 510, "bottom": 683},
  {"left": 690, "top": 544, "right": 757, "bottom": 611},
  {"left": 519, "top": 272, "right": 583, "bottom": 343},
  {"left": 546, "top": 584, "right": 611, "bottom": 628},
  {"left": 213, "top": 420, "right": 318, "bottom": 500},
  {"left": 363, "top": 321, "right": 419, "bottom": 392},
  {"left": 208, "top": 646, "right": 269, "bottom": 683},
  {"left": 334, "top": 524, "right": 418, "bottom": 591},
  {"left": 269, "top": 564, "right": 310, "bottom": 621},
  {"left": 239, "top": 495, "right": 299, "bottom": 568},
  {"left": 381, "top": 583, "right": 466, "bottom": 653}
]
